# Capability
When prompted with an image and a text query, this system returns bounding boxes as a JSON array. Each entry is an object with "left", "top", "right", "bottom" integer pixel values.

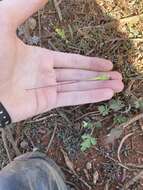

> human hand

[{"left": 0, "top": 0, "right": 124, "bottom": 122}]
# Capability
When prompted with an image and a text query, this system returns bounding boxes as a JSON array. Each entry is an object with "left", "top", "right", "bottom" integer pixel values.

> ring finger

[
  {"left": 55, "top": 69, "right": 122, "bottom": 82},
  {"left": 57, "top": 80, "right": 124, "bottom": 93}
]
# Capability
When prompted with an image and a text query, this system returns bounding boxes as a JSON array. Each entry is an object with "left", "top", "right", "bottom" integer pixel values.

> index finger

[{"left": 52, "top": 51, "right": 113, "bottom": 71}]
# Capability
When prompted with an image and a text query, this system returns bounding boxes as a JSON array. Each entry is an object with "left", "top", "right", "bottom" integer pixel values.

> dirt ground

[{"left": 0, "top": 0, "right": 143, "bottom": 189}]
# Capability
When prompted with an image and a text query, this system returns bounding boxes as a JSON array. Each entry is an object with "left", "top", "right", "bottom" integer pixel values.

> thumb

[{"left": 2, "top": 0, "right": 48, "bottom": 27}]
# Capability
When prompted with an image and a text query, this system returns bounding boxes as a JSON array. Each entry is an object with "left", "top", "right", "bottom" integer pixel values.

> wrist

[
  {"left": 0, "top": 86, "right": 18, "bottom": 123},
  {"left": 0, "top": 88, "right": 36, "bottom": 123}
]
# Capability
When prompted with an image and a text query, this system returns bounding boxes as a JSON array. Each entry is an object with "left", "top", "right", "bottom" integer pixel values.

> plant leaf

[
  {"left": 98, "top": 105, "right": 110, "bottom": 116},
  {"left": 81, "top": 134, "right": 91, "bottom": 140},
  {"left": 109, "top": 99, "right": 125, "bottom": 111},
  {"left": 134, "top": 99, "right": 143, "bottom": 110},
  {"left": 55, "top": 28, "right": 66, "bottom": 39},
  {"left": 95, "top": 121, "right": 102, "bottom": 128},
  {"left": 113, "top": 115, "right": 127, "bottom": 124},
  {"left": 81, "top": 134, "right": 97, "bottom": 151},
  {"left": 81, "top": 139, "right": 91, "bottom": 151},
  {"left": 83, "top": 121, "right": 93, "bottom": 129},
  {"left": 90, "top": 138, "right": 97, "bottom": 145}
]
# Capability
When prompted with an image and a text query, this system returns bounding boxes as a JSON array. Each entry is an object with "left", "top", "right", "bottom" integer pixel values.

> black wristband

[{"left": 0, "top": 103, "right": 11, "bottom": 128}]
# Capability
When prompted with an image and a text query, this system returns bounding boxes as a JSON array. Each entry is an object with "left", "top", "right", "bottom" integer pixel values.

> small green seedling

[
  {"left": 98, "top": 105, "right": 110, "bottom": 116},
  {"left": 95, "top": 121, "right": 102, "bottom": 128},
  {"left": 55, "top": 28, "right": 66, "bottom": 39},
  {"left": 109, "top": 99, "right": 125, "bottom": 112},
  {"left": 83, "top": 121, "right": 93, "bottom": 129},
  {"left": 81, "top": 134, "right": 97, "bottom": 152},
  {"left": 55, "top": 28, "right": 69, "bottom": 43},
  {"left": 113, "top": 115, "right": 127, "bottom": 125},
  {"left": 134, "top": 99, "right": 143, "bottom": 110}
]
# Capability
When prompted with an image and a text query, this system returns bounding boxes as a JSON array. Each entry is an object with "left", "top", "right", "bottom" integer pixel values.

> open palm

[{"left": 0, "top": 0, "right": 123, "bottom": 122}]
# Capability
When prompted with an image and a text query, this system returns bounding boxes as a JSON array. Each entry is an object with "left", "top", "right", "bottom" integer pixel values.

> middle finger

[{"left": 55, "top": 69, "right": 122, "bottom": 82}]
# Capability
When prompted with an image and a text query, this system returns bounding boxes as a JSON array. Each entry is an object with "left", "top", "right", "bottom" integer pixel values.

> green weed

[
  {"left": 81, "top": 134, "right": 97, "bottom": 152},
  {"left": 113, "top": 115, "right": 128, "bottom": 124},
  {"left": 83, "top": 121, "right": 94, "bottom": 129},
  {"left": 98, "top": 105, "right": 110, "bottom": 116},
  {"left": 109, "top": 99, "right": 125, "bottom": 112},
  {"left": 134, "top": 99, "right": 143, "bottom": 110},
  {"left": 95, "top": 121, "right": 103, "bottom": 128}
]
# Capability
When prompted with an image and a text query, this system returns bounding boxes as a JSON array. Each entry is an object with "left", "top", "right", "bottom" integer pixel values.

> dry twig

[
  {"left": 6, "top": 126, "right": 21, "bottom": 156},
  {"left": 53, "top": 0, "right": 63, "bottom": 22},
  {"left": 61, "top": 149, "right": 92, "bottom": 189},
  {"left": 120, "top": 113, "right": 143, "bottom": 129},
  {"left": 127, "top": 163, "right": 143, "bottom": 169},
  {"left": 122, "top": 170, "right": 143, "bottom": 190},
  {"left": 75, "top": 111, "right": 99, "bottom": 122},
  {"left": 119, "top": 14, "right": 143, "bottom": 24},
  {"left": 38, "top": 10, "right": 42, "bottom": 46},
  {"left": 117, "top": 132, "right": 134, "bottom": 163},
  {"left": 104, "top": 181, "right": 110, "bottom": 190},
  {"left": 46, "top": 123, "right": 57, "bottom": 153},
  {"left": 1, "top": 128, "right": 12, "bottom": 162},
  {"left": 95, "top": 147, "right": 130, "bottom": 170}
]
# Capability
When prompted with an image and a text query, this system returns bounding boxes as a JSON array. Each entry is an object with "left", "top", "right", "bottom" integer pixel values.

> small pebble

[
  {"left": 86, "top": 162, "right": 92, "bottom": 170},
  {"left": 20, "top": 140, "right": 28, "bottom": 149}
]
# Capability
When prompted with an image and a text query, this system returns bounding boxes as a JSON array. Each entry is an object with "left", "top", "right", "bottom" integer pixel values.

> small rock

[
  {"left": 28, "top": 36, "right": 40, "bottom": 45},
  {"left": 86, "top": 162, "right": 92, "bottom": 170},
  {"left": 20, "top": 140, "right": 29, "bottom": 149}
]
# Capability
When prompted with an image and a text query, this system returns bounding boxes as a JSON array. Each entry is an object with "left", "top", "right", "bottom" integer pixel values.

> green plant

[
  {"left": 95, "top": 121, "right": 102, "bottom": 128},
  {"left": 98, "top": 105, "right": 110, "bottom": 116},
  {"left": 109, "top": 99, "right": 125, "bottom": 112},
  {"left": 83, "top": 121, "right": 93, "bottom": 129},
  {"left": 80, "top": 134, "right": 97, "bottom": 152},
  {"left": 113, "top": 115, "right": 127, "bottom": 125},
  {"left": 55, "top": 28, "right": 66, "bottom": 40},
  {"left": 134, "top": 99, "right": 143, "bottom": 109}
]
